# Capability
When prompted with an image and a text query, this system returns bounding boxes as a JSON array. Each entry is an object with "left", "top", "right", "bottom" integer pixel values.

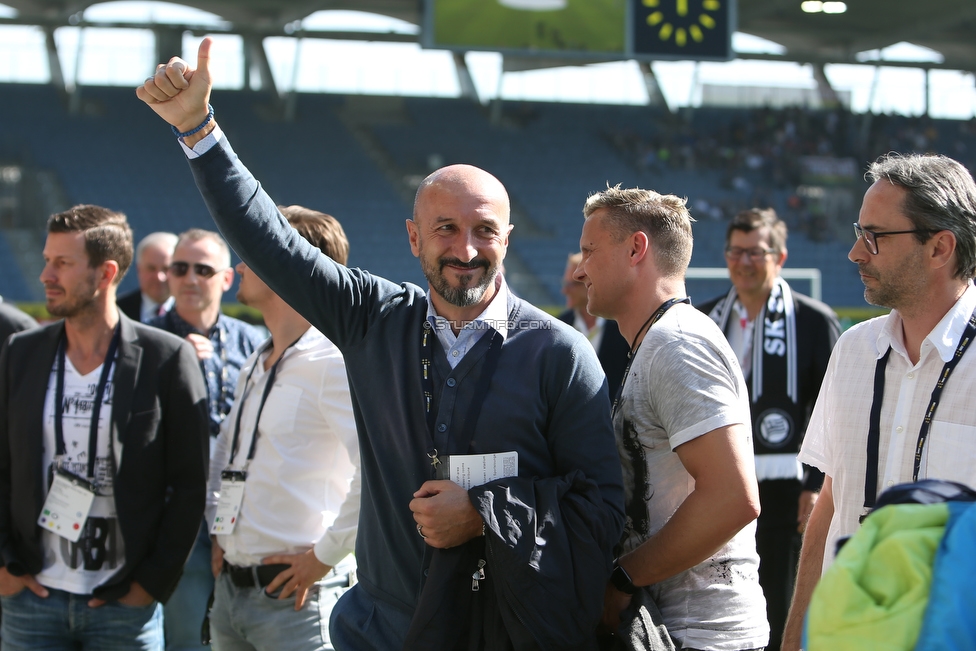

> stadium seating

[{"left": 3, "top": 81, "right": 974, "bottom": 308}]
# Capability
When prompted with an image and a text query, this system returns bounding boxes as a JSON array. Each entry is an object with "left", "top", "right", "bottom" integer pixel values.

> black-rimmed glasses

[
  {"left": 724, "top": 246, "right": 776, "bottom": 262},
  {"left": 852, "top": 223, "right": 936, "bottom": 255},
  {"left": 169, "top": 261, "right": 227, "bottom": 278}
]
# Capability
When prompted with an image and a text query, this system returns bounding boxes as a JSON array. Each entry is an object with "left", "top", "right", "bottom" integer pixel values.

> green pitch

[{"left": 433, "top": 0, "right": 625, "bottom": 54}]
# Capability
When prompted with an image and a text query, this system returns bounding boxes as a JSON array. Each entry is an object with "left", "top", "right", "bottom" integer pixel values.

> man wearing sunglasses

[
  {"left": 149, "top": 228, "right": 263, "bottom": 651},
  {"left": 696, "top": 208, "right": 840, "bottom": 651},
  {"left": 782, "top": 153, "right": 976, "bottom": 651}
]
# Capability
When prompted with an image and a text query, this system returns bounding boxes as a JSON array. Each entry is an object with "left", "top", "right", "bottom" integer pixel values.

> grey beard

[{"left": 423, "top": 259, "right": 496, "bottom": 308}]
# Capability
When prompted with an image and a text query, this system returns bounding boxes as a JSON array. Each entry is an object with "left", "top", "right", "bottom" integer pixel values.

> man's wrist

[
  {"left": 175, "top": 106, "right": 212, "bottom": 135},
  {"left": 610, "top": 560, "right": 638, "bottom": 594},
  {"left": 182, "top": 118, "right": 217, "bottom": 149}
]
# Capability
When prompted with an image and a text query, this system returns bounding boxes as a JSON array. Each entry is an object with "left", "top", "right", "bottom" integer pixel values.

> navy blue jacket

[{"left": 188, "top": 136, "right": 624, "bottom": 648}]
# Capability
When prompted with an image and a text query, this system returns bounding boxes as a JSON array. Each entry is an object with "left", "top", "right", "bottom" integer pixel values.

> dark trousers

[{"left": 756, "top": 479, "right": 802, "bottom": 651}]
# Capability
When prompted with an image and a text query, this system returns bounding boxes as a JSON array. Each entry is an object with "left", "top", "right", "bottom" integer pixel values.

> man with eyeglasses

[
  {"left": 149, "top": 228, "right": 263, "bottom": 651},
  {"left": 697, "top": 208, "right": 840, "bottom": 651},
  {"left": 782, "top": 153, "right": 976, "bottom": 651}
]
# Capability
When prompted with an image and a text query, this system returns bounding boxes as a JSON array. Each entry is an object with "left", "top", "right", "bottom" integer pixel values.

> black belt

[{"left": 223, "top": 561, "right": 289, "bottom": 589}]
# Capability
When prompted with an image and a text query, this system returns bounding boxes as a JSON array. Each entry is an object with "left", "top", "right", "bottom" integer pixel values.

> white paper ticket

[{"left": 448, "top": 452, "right": 518, "bottom": 490}]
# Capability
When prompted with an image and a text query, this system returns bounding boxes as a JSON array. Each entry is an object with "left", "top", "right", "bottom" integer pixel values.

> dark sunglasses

[{"left": 169, "top": 261, "right": 226, "bottom": 278}]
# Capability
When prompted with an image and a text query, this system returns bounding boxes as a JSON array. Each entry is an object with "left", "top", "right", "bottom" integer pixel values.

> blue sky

[{"left": 1, "top": 1, "right": 973, "bottom": 118}]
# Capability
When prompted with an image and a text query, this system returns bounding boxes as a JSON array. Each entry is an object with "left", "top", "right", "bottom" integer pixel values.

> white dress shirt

[
  {"left": 571, "top": 311, "right": 605, "bottom": 353},
  {"left": 725, "top": 300, "right": 755, "bottom": 379},
  {"left": 799, "top": 282, "right": 976, "bottom": 570},
  {"left": 206, "top": 326, "right": 360, "bottom": 567}
]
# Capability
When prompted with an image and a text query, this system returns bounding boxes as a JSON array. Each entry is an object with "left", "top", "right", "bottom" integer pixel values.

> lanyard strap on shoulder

[
  {"left": 54, "top": 324, "right": 122, "bottom": 480},
  {"left": 228, "top": 336, "right": 301, "bottom": 467},
  {"left": 611, "top": 297, "right": 690, "bottom": 420}
]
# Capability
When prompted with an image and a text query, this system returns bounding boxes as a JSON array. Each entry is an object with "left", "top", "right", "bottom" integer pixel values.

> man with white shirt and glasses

[
  {"left": 205, "top": 205, "right": 359, "bottom": 651},
  {"left": 783, "top": 153, "right": 976, "bottom": 651}
]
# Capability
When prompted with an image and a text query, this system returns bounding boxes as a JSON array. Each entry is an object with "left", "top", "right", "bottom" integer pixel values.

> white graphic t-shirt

[{"left": 36, "top": 354, "right": 125, "bottom": 594}]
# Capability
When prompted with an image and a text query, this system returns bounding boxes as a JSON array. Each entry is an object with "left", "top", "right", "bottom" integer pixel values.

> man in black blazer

[
  {"left": 0, "top": 205, "right": 209, "bottom": 651},
  {"left": 558, "top": 252, "right": 631, "bottom": 400},
  {"left": 117, "top": 232, "right": 178, "bottom": 323}
]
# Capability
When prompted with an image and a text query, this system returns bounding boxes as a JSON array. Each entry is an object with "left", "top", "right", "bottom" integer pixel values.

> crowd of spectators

[{"left": 608, "top": 106, "right": 976, "bottom": 242}]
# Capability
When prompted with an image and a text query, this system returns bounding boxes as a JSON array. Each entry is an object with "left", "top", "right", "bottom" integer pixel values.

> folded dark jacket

[{"left": 404, "top": 470, "right": 621, "bottom": 650}]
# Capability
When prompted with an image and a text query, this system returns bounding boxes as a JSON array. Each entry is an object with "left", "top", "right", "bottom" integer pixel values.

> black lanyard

[
  {"left": 611, "top": 297, "right": 690, "bottom": 420},
  {"left": 228, "top": 335, "right": 302, "bottom": 467},
  {"left": 420, "top": 317, "right": 505, "bottom": 474},
  {"left": 863, "top": 307, "right": 976, "bottom": 512},
  {"left": 54, "top": 325, "right": 121, "bottom": 480}
]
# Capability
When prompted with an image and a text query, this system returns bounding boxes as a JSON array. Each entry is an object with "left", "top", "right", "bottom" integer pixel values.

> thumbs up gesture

[{"left": 137, "top": 37, "right": 214, "bottom": 134}]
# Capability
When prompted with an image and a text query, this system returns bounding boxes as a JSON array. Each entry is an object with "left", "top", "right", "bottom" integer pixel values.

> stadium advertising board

[{"left": 423, "top": 0, "right": 733, "bottom": 61}]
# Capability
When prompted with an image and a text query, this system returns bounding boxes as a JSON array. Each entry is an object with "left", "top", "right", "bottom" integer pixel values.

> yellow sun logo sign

[
  {"left": 643, "top": 0, "right": 721, "bottom": 46},
  {"left": 633, "top": 0, "right": 731, "bottom": 59}
]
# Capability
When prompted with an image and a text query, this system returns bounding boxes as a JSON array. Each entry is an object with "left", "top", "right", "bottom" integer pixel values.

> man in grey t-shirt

[{"left": 575, "top": 186, "right": 769, "bottom": 650}]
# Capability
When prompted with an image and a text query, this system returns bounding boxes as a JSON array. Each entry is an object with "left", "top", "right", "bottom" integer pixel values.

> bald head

[
  {"left": 407, "top": 164, "right": 513, "bottom": 315},
  {"left": 414, "top": 164, "right": 511, "bottom": 225}
]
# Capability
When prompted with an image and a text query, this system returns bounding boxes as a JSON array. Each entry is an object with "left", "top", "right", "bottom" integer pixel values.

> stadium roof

[{"left": 3, "top": 0, "right": 974, "bottom": 72}]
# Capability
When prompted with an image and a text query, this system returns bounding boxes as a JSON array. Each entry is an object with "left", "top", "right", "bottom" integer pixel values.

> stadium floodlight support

[
  {"left": 452, "top": 52, "right": 480, "bottom": 103},
  {"left": 686, "top": 267, "right": 822, "bottom": 302},
  {"left": 811, "top": 63, "right": 840, "bottom": 109},
  {"left": 638, "top": 61, "right": 671, "bottom": 112},
  {"left": 243, "top": 35, "right": 279, "bottom": 97},
  {"left": 42, "top": 26, "right": 67, "bottom": 97}
]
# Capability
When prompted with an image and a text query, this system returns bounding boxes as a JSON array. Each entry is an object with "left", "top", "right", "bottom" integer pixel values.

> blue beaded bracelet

[{"left": 171, "top": 104, "right": 214, "bottom": 138}]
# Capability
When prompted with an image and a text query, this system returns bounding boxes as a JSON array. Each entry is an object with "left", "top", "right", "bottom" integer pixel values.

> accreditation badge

[
  {"left": 210, "top": 470, "right": 247, "bottom": 535},
  {"left": 37, "top": 468, "right": 96, "bottom": 543}
]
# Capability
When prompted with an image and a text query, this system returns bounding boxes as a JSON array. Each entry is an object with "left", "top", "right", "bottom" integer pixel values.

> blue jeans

[
  {"left": 209, "top": 556, "right": 355, "bottom": 651},
  {"left": 0, "top": 586, "right": 163, "bottom": 651},
  {"left": 164, "top": 521, "right": 214, "bottom": 650}
]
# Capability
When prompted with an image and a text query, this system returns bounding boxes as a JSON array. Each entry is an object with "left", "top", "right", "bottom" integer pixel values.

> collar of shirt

[
  {"left": 139, "top": 294, "right": 174, "bottom": 322},
  {"left": 572, "top": 311, "right": 605, "bottom": 340},
  {"left": 255, "top": 326, "right": 320, "bottom": 365},
  {"left": 165, "top": 308, "right": 224, "bottom": 339},
  {"left": 732, "top": 299, "right": 752, "bottom": 328},
  {"left": 425, "top": 275, "right": 510, "bottom": 359},
  {"left": 877, "top": 281, "right": 976, "bottom": 364},
  {"left": 726, "top": 299, "right": 756, "bottom": 370}
]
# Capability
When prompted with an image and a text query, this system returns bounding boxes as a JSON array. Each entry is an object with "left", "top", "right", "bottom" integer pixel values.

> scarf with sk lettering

[{"left": 708, "top": 277, "right": 805, "bottom": 461}]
